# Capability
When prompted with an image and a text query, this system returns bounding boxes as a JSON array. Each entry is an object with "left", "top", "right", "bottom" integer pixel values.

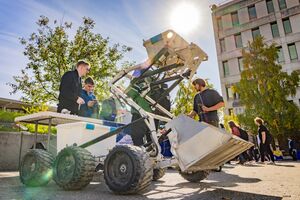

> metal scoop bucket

[{"left": 166, "top": 114, "right": 253, "bottom": 172}]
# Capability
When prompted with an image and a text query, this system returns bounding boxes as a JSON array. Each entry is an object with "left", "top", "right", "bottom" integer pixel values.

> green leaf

[
  {"left": 236, "top": 37, "right": 300, "bottom": 137},
  {"left": 8, "top": 16, "right": 132, "bottom": 105}
]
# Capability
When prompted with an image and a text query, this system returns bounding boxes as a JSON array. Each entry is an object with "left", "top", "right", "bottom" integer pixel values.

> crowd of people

[
  {"left": 188, "top": 78, "right": 284, "bottom": 165},
  {"left": 56, "top": 61, "right": 298, "bottom": 162},
  {"left": 227, "top": 118, "right": 276, "bottom": 165},
  {"left": 57, "top": 60, "right": 115, "bottom": 120}
]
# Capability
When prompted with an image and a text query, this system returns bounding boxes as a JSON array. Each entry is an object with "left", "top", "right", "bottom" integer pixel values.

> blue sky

[{"left": 0, "top": 0, "right": 224, "bottom": 100}]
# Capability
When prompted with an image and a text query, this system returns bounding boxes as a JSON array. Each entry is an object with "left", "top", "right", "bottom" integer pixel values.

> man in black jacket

[{"left": 57, "top": 60, "right": 91, "bottom": 115}]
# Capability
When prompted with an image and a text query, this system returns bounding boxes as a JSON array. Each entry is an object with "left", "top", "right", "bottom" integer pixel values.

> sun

[{"left": 170, "top": 3, "right": 200, "bottom": 34}]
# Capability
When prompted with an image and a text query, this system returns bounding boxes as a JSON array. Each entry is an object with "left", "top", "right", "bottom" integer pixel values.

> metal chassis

[
  {"left": 107, "top": 46, "right": 194, "bottom": 165},
  {"left": 17, "top": 48, "right": 190, "bottom": 169},
  {"left": 17, "top": 41, "right": 205, "bottom": 170}
]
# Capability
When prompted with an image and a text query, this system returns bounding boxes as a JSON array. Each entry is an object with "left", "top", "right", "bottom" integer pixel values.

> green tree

[
  {"left": 235, "top": 37, "right": 300, "bottom": 138},
  {"left": 172, "top": 81, "right": 195, "bottom": 116},
  {"left": 236, "top": 109, "right": 258, "bottom": 134},
  {"left": 8, "top": 16, "right": 132, "bottom": 104}
]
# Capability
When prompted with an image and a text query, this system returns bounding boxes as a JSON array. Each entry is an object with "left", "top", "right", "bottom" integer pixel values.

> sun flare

[{"left": 170, "top": 3, "right": 200, "bottom": 34}]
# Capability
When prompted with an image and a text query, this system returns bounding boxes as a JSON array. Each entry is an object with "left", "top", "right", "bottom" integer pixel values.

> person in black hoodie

[
  {"left": 57, "top": 60, "right": 91, "bottom": 115},
  {"left": 255, "top": 117, "right": 275, "bottom": 164}
]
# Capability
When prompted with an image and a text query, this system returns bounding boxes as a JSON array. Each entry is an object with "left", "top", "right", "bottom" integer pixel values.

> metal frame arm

[{"left": 80, "top": 117, "right": 146, "bottom": 148}]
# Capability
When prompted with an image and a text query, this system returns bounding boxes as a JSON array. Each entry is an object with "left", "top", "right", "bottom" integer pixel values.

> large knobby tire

[
  {"left": 104, "top": 145, "right": 153, "bottom": 194},
  {"left": 20, "top": 149, "right": 54, "bottom": 187},
  {"left": 53, "top": 146, "right": 95, "bottom": 190},
  {"left": 179, "top": 170, "right": 210, "bottom": 183},
  {"left": 152, "top": 168, "right": 166, "bottom": 181}
]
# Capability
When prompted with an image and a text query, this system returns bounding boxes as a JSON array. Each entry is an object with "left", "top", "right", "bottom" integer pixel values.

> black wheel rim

[
  {"left": 107, "top": 151, "right": 134, "bottom": 186},
  {"left": 56, "top": 151, "right": 75, "bottom": 183},
  {"left": 22, "top": 154, "right": 36, "bottom": 180}
]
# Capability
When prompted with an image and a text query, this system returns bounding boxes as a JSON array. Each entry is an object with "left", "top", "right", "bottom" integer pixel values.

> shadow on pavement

[
  {"left": 207, "top": 171, "right": 261, "bottom": 187},
  {"left": 158, "top": 169, "right": 261, "bottom": 187},
  {"left": 150, "top": 182, "right": 281, "bottom": 200},
  {"left": 149, "top": 171, "right": 262, "bottom": 198},
  {"left": 0, "top": 175, "right": 147, "bottom": 200},
  {"left": 241, "top": 163, "right": 264, "bottom": 168},
  {"left": 0, "top": 171, "right": 282, "bottom": 200},
  {"left": 181, "top": 188, "right": 282, "bottom": 200},
  {"left": 274, "top": 163, "right": 295, "bottom": 168}
]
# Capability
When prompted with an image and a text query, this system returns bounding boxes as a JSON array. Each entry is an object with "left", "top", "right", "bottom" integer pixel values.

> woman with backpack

[
  {"left": 254, "top": 117, "right": 275, "bottom": 164},
  {"left": 228, "top": 121, "right": 250, "bottom": 164},
  {"left": 228, "top": 121, "right": 249, "bottom": 141}
]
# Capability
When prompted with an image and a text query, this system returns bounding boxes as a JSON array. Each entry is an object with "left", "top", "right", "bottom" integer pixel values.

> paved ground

[{"left": 1, "top": 161, "right": 300, "bottom": 200}]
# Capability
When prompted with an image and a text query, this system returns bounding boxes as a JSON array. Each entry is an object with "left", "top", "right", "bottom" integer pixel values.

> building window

[
  {"left": 231, "top": 12, "right": 239, "bottom": 27},
  {"left": 288, "top": 43, "right": 298, "bottom": 61},
  {"left": 278, "top": 0, "right": 287, "bottom": 10},
  {"left": 248, "top": 5, "right": 257, "bottom": 20},
  {"left": 223, "top": 61, "right": 229, "bottom": 77},
  {"left": 217, "top": 17, "right": 223, "bottom": 30},
  {"left": 271, "top": 22, "right": 280, "bottom": 38},
  {"left": 238, "top": 57, "right": 244, "bottom": 71},
  {"left": 283, "top": 18, "right": 292, "bottom": 34},
  {"left": 226, "top": 87, "right": 234, "bottom": 100},
  {"left": 266, "top": 0, "right": 275, "bottom": 13},
  {"left": 228, "top": 108, "right": 234, "bottom": 115},
  {"left": 252, "top": 27, "right": 260, "bottom": 39},
  {"left": 234, "top": 33, "right": 243, "bottom": 48},
  {"left": 277, "top": 46, "right": 285, "bottom": 63},
  {"left": 220, "top": 39, "right": 226, "bottom": 52}
]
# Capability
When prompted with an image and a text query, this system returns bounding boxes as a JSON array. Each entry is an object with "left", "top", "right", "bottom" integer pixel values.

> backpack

[
  {"left": 238, "top": 127, "right": 249, "bottom": 141},
  {"left": 266, "top": 131, "right": 273, "bottom": 143},
  {"left": 262, "top": 125, "right": 273, "bottom": 143}
]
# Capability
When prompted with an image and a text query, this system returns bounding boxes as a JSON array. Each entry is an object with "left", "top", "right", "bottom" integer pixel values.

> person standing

[
  {"left": 228, "top": 121, "right": 249, "bottom": 164},
  {"left": 254, "top": 117, "right": 275, "bottom": 164},
  {"left": 247, "top": 132, "right": 259, "bottom": 162},
  {"left": 188, "top": 78, "right": 224, "bottom": 127},
  {"left": 57, "top": 60, "right": 91, "bottom": 115},
  {"left": 288, "top": 137, "right": 297, "bottom": 161},
  {"left": 228, "top": 121, "right": 241, "bottom": 137},
  {"left": 79, "top": 77, "right": 99, "bottom": 118}
]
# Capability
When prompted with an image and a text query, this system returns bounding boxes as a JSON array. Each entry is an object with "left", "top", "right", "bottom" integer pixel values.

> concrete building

[
  {"left": 0, "top": 97, "right": 33, "bottom": 113},
  {"left": 211, "top": 0, "right": 300, "bottom": 115},
  {"left": 0, "top": 97, "right": 56, "bottom": 113}
]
